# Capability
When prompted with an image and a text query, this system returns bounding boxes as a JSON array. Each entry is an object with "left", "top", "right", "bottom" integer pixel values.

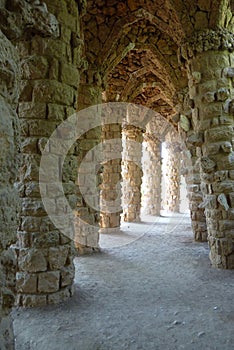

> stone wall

[{"left": 0, "top": 29, "right": 20, "bottom": 350}]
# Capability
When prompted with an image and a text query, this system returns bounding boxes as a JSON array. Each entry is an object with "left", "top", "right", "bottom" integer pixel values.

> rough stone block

[
  {"left": 48, "top": 246, "right": 69, "bottom": 270},
  {"left": 31, "top": 231, "right": 60, "bottom": 248},
  {"left": 47, "top": 103, "right": 65, "bottom": 121},
  {"left": 219, "top": 220, "right": 234, "bottom": 231},
  {"left": 18, "top": 102, "right": 47, "bottom": 119},
  {"left": 16, "top": 272, "right": 37, "bottom": 293},
  {"left": 31, "top": 37, "right": 67, "bottom": 60},
  {"left": 47, "top": 286, "right": 72, "bottom": 304},
  {"left": 60, "top": 265, "right": 74, "bottom": 287},
  {"left": 21, "top": 56, "right": 48, "bottom": 80},
  {"left": 28, "top": 119, "right": 57, "bottom": 137},
  {"left": 18, "top": 248, "right": 47, "bottom": 272},
  {"left": 38, "top": 271, "right": 60, "bottom": 293},
  {"left": 217, "top": 153, "right": 234, "bottom": 170},
  {"left": 33, "top": 80, "right": 74, "bottom": 105},
  {"left": 213, "top": 181, "right": 234, "bottom": 193},
  {"left": 205, "top": 126, "right": 233, "bottom": 143},
  {"left": 60, "top": 62, "right": 79, "bottom": 88}
]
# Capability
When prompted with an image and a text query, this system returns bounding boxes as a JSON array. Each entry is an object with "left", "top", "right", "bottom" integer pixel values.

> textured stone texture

[
  {"left": 100, "top": 123, "right": 122, "bottom": 231},
  {"left": 185, "top": 31, "right": 234, "bottom": 268},
  {"left": 141, "top": 134, "right": 162, "bottom": 215},
  {"left": 164, "top": 145, "right": 181, "bottom": 213},
  {"left": 122, "top": 125, "right": 143, "bottom": 222},
  {"left": 14, "top": 0, "right": 80, "bottom": 306},
  {"left": 0, "top": 29, "right": 20, "bottom": 350},
  {"left": 74, "top": 73, "right": 102, "bottom": 253},
  {"left": 0, "top": 4, "right": 234, "bottom": 348}
]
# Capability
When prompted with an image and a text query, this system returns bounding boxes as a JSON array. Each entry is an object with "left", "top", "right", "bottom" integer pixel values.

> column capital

[{"left": 179, "top": 28, "right": 234, "bottom": 61}]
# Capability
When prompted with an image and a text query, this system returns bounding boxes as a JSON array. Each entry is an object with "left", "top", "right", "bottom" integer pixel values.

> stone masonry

[
  {"left": 141, "top": 134, "right": 161, "bottom": 216},
  {"left": 182, "top": 29, "right": 234, "bottom": 268},
  {"left": 0, "top": 28, "right": 20, "bottom": 350},
  {"left": 14, "top": 0, "right": 81, "bottom": 307},
  {"left": 74, "top": 71, "right": 103, "bottom": 253},
  {"left": 122, "top": 125, "right": 143, "bottom": 222},
  {"left": 1, "top": 2, "right": 234, "bottom": 347},
  {"left": 164, "top": 144, "right": 181, "bottom": 213},
  {"left": 100, "top": 123, "right": 122, "bottom": 232}
]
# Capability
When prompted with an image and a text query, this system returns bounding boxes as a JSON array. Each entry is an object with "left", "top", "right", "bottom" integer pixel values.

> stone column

[
  {"left": 122, "top": 125, "right": 143, "bottom": 222},
  {"left": 100, "top": 123, "right": 122, "bottom": 232},
  {"left": 182, "top": 29, "right": 234, "bottom": 268},
  {"left": 182, "top": 143, "right": 207, "bottom": 242},
  {"left": 74, "top": 70, "right": 103, "bottom": 252},
  {"left": 141, "top": 134, "right": 162, "bottom": 216},
  {"left": 164, "top": 144, "right": 181, "bottom": 212},
  {"left": 0, "top": 30, "right": 20, "bottom": 350},
  {"left": 15, "top": 0, "right": 80, "bottom": 306},
  {"left": 175, "top": 91, "right": 207, "bottom": 241}
]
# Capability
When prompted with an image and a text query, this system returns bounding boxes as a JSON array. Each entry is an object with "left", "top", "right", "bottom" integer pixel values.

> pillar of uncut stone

[
  {"left": 15, "top": 0, "right": 80, "bottom": 306},
  {"left": 122, "top": 125, "right": 143, "bottom": 222},
  {"left": 182, "top": 29, "right": 234, "bottom": 268},
  {"left": 182, "top": 143, "right": 207, "bottom": 242},
  {"left": 0, "top": 29, "right": 20, "bottom": 349},
  {"left": 175, "top": 90, "right": 207, "bottom": 241},
  {"left": 141, "top": 134, "right": 161, "bottom": 216},
  {"left": 164, "top": 144, "right": 181, "bottom": 213},
  {"left": 74, "top": 70, "right": 103, "bottom": 253},
  {"left": 100, "top": 123, "right": 122, "bottom": 232}
]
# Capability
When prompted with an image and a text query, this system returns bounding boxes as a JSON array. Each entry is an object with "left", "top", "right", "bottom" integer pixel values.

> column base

[{"left": 16, "top": 285, "right": 74, "bottom": 307}]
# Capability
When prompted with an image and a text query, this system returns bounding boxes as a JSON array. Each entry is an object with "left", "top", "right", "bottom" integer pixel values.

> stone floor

[{"left": 13, "top": 213, "right": 234, "bottom": 350}]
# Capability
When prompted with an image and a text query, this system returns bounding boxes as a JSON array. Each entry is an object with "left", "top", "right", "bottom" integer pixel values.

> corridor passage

[{"left": 13, "top": 214, "right": 234, "bottom": 350}]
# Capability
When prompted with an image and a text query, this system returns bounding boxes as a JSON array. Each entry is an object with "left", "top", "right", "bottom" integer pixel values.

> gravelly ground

[{"left": 13, "top": 213, "right": 234, "bottom": 350}]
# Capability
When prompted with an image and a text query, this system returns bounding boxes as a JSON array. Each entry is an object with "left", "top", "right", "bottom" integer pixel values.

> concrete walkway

[{"left": 13, "top": 213, "right": 234, "bottom": 350}]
